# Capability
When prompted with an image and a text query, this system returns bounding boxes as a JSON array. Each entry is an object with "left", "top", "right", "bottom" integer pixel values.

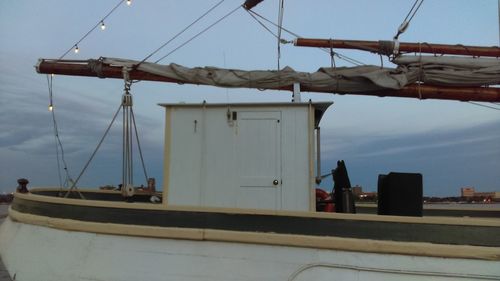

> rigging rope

[
  {"left": 46, "top": 75, "right": 62, "bottom": 188},
  {"left": 330, "top": 44, "right": 336, "bottom": 68},
  {"left": 51, "top": 0, "right": 129, "bottom": 191},
  {"left": 248, "top": 9, "right": 299, "bottom": 37},
  {"left": 46, "top": 75, "right": 72, "bottom": 189},
  {"left": 65, "top": 102, "right": 123, "bottom": 198},
  {"left": 137, "top": 0, "right": 226, "bottom": 67},
  {"left": 246, "top": 9, "right": 365, "bottom": 66},
  {"left": 277, "top": 0, "right": 285, "bottom": 70},
  {"left": 247, "top": 10, "right": 281, "bottom": 40},
  {"left": 467, "top": 101, "right": 500, "bottom": 111},
  {"left": 154, "top": 4, "right": 242, "bottom": 63},
  {"left": 63, "top": 76, "right": 152, "bottom": 197},
  {"left": 131, "top": 108, "right": 149, "bottom": 182},
  {"left": 394, "top": 0, "right": 424, "bottom": 40}
]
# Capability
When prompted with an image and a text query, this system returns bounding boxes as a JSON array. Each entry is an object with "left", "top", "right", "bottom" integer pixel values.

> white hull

[{"left": 1, "top": 217, "right": 498, "bottom": 281}]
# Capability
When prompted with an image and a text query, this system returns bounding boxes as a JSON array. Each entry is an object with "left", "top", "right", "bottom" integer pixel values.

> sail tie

[
  {"left": 89, "top": 58, "right": 105, "bottom": 78},
  {"left": 417, "top": 42, "right": 423, "bottom": 99}
]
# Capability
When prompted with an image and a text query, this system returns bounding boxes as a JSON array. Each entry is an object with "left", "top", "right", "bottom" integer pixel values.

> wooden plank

[{"left": 11, "top": 197, "right": 500, "bottom": 247}]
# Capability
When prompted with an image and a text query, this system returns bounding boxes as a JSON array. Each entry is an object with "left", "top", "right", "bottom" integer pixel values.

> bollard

[
  {"left": 147, "top": 178, "right": 156, "bottom": 193},
  {"left": 17, "top": 178, "right": 29, "bottom": 193}
]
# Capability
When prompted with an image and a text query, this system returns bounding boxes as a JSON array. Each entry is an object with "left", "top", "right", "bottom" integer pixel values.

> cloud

[
  {"left": 0, "top": 68, "right": 162, "bottom": 153},
  {"left": 0, "top": 54, "right": 165, "bottom": 191},
  {"left": 318, "top": 120, "right": 500, "bottom": 196},
  {"left": 352, "top": 134, "right": 499, "bottom": 159}
]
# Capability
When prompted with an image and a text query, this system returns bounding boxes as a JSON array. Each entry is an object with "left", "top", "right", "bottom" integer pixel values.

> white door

[{"left": 237, "top": 111, "right": 282, "bottom": 210}]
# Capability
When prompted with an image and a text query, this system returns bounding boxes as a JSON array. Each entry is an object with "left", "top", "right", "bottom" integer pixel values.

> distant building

[
  {"left": 352, "top": 185, "right": 363, "bottom": 196},
  {"left": 460, "top": 187, "right": 500, "bottom": 199},
  {"left": 474, "top": 192, "right": 500, "bottom": 199},
  {"left": 461, "top": 187, "right": 475, "bottom": 197},
  {"left": 351, "top": 185, "right": 377, "bottom": 201}
]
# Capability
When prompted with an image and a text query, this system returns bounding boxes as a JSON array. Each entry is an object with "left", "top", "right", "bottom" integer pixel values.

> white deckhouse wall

[{"left": 161, "top": 102, "right": 331, "bottom": 211}]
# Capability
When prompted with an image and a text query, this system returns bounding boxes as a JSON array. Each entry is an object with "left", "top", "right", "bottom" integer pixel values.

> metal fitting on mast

[
  {"left": 122, "top": 66, "right": 132, "bottom": 98},
  {"left": 121, "top": 66, "right": 134, "bottom": 199}
]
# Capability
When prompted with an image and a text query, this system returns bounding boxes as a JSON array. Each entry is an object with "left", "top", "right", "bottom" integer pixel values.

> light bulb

[
  {"left": 74, "top": 45, "right": 79, "bottom": 54},
  {"left": 51, "top": 74, "right": 55, "bottom": 77},
  {"left": 100, "top": 21, "right": 106, "bottom": 30},
  {"left": 126, "top": 0, "right": 131, "bottom": 6},
  {"left": 48, "top": 104, "right": 53, "bottom": 112}
]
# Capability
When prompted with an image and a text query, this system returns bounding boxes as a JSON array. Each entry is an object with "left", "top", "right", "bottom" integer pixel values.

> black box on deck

[{"left": 377, "top": 172, "right": 423, "bottom": 217}]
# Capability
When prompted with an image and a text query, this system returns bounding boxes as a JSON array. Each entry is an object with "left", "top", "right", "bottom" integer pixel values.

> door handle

[{"left": 273, "top": 180, "right": 279, "bottom": 186}]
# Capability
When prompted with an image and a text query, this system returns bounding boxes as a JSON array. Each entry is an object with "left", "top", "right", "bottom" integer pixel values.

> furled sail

[
  {"left": 104, "top": 58, "right": 410, "bottom": 92},
  {"left": 104, "top": 56, "right": 500, "bottom": 89},
  {"left": 393, "top": 56, "right": 500, "bottom": 87},
  {"left": 36, "top": 57, "right": 500, "bottom": 102}
]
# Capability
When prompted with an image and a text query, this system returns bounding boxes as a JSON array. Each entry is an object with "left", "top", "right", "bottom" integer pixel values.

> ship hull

[
  {"left": 0, "top": 189, "right": 499, "bottom": 281},
  {"left": 1, "top": 216, "right": 499, "bottom": 281}
]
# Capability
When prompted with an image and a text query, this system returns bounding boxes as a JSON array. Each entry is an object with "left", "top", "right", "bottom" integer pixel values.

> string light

[
  {"left": 74, "top": 45, "right": 79, "bottom": 54},
  {"left": 59, "top": 0, "right": 127, "bottom": 59},
  {"left": 48, "top": 104, "right": 53, "bottom": 112}
]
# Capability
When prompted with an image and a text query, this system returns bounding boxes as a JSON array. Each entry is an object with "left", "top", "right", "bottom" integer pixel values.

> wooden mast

[
  {"left": 36, "top": 59, "right": 500, "bottom": 102},
  {"left": 294, "top": 38, "right": 500, "bottom": 58}
]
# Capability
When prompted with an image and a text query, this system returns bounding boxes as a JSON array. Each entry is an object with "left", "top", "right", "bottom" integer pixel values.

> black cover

[
  {"left": 332, "top": 160, "right": 356, "bottom": 213},
  {"left": 378, "top": 172, "right": 423, "bottom": 217}
]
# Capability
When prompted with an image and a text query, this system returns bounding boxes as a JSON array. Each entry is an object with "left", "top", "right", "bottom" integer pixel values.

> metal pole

[
  {"left": 121, "top": 67, "right": 135, "bottom": 199},
  {"left": 315, "top": 127, "right": 321, "bottom": 184},
  {"left": 292, "top": 82, "right": 301, "bottom": 102}
]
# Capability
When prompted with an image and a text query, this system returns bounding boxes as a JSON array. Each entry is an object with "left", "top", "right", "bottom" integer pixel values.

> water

[{"left": 425, "top": 203, "right": 500, "bottom": 210}]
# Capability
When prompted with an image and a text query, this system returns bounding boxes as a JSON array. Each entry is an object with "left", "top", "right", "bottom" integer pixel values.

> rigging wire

[
  {"left": 406, "top": 0, "right": 424, "bottom": 26},
  {"left": 59, "top": 0, "right": 128, "bottom": 60},
  {"left": 330, "top": 51, "right": 365, "bottom": 66},
  {"left": 154, "top": 4, "right": 242, "bottom": 63},
  {"left": 131, "top": 108, "right": 149, "bottom": 182},
  {"left": 394, "top": 0, "right": 424, "bottom": 40},
  {"left": 46, "top": 75, "right": 62, "bottom": 188},
  {"left": 50, "top": 0, "right": 129, "bottom": 189},
  {"left": 46, "top": 75, "right": 73, "bottom": 188},
  {"left": 403, "top": 0, "right": 421, "bottom": 24},
  {"left": 65, "top": 102, "right": 123, "bottom": 198},
  {"left": 248, "top": 9, "right": 299, "bottom": 37},
  {"left": 467, "top": 101, "right": 500, "bottom": 111},
  {"left": 277, "top": 0, "right": 285, "bottom": 70},
  {"left": 137, "top": 0, "right": 226, "bottom": 67},
  {"left": 246, "top": 9, "right": 365, "bottom": 66},
  {"left": 247, "top": 10, "right": 281, "bottom": 40}
]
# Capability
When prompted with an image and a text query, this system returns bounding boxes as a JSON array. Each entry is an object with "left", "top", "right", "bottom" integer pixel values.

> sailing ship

[{"left": 0, "top": 0, "right": 499, "bottom": 280}]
